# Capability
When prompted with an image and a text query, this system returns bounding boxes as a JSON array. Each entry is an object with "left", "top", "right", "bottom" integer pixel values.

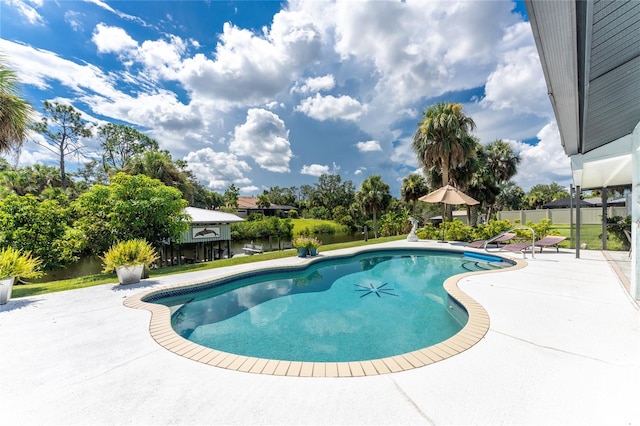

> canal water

[{"left": 38, "top": 232, "right": 369, "bottom": 282}]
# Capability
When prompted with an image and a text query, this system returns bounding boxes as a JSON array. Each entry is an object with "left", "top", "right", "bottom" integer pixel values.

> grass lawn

[
  {"left": 11, "top": 224, "right": 628, "bottom": 299},
  {"left": 291, "top": 218, "right": 347, "bottom": 235},
  {"left": 551, "top": 224, "right": 625, "bottom": 251},
  {"left": 11, "top": 235, "right": 405, "bottom": 298}
]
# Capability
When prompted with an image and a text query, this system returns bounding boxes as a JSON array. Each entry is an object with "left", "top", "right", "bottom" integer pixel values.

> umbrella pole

[{"left": 440, "top": 203, "right": 446, "bottom": 242}]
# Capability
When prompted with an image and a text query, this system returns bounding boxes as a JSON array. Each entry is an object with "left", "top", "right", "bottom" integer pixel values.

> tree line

[{"left": 1, "top": 57, "right": 601, "bottom": 273}]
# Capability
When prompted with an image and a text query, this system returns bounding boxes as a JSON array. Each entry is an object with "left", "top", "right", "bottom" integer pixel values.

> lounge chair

[
  {"left": 532, "top": 235, "right": 567, "bottom": 252},
  {"left": 500, "top": 236, "right": 567, "bottom": 254},
  {"left": 466, "top": 232, "right": 516, "bottom": 249},
  {"left": 499, "top": 241, "right": 532, "bottom": 253}
]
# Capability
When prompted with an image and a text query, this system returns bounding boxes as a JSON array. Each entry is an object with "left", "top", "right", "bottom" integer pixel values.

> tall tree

[
  {"left": 98, "top": 123, "right": 159, "bottom": 172},
  {"left": 223, "top": 184, "right": 240, "bottom": 209},
  {"left": 0, "top": 193, "right": 81, "bottom": 269},
  {"left": 256, "top": 193, "right": 271, "bottom": 214},
  {"left": 484, "top": 140, "right": 520, "bottom": 184},
  {"left": 262, "top": 186, "right": 298, "bottom": 207},
  {"left": 73, "top": 172, "right": 189, "bottom": 254},
  {"left": 495, "top": 181, "right": 525, "bottom": 211},
  {"left": 30, "top": 101, "right": 93, "bottom": 190},
  {"left": 191, "top": 181, "right": 224, "bottom": 210},
  {"left": 401, "top": 173, "right": 428, "bottom": 215},
  {"left": 124, "top": 150, "right": 194, "bottom": 202},
  {"left": 523, "top": 182, "right": 569, "bottom": 209},
  {"left": 356, "top": 175, "right": 392, "bottom": 239},
  {"left": 74, "top": 159, "right": 110, "bottom": 191},
  {"left": 0, "top": 58, "right": 33, "bottom": 154},
  {"left": 412, "top": 102, "right": 476, "bottom": 220}
]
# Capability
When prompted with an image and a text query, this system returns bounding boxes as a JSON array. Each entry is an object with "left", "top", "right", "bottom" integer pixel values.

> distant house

[
  {"left": 542, "top": 198, "right": 592, "bottom": 209},
  {"left": 583, "top": 197, "right": 627, "bottom": 208},
  {"left": 542, "top": 197, "right": 626, "bottom": 209},
  {"left": 236, "top": 196, "right": 298, "bottom": 218},
  {"left": 429, "top": 210, "right": 469, "bottom": 225}
]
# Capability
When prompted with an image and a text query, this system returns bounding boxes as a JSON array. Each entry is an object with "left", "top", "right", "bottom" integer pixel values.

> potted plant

[
  {"left": 306, "top": 237, "right": 322, "bottom": 256},
  {"left": 292, "top": 236, "right": 310, "bottom": 258},
  {"left": 101, "top": 239, "right": 159, "bottom": 285},
  {"left": 0, "top": 246, "right": 44, "bottom": 305}
]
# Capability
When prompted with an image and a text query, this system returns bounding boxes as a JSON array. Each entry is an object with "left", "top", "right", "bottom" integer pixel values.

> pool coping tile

[{"left": 124, "top": 246, "right": 526, "bottom": 377}]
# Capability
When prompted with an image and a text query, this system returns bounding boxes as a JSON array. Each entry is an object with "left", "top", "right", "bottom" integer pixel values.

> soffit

[
  {"left": 525, "top": 0, "right": 580, "bottom": 155},
  {"left": 525, "top": 0, "right": 640, "bottom": 157}
]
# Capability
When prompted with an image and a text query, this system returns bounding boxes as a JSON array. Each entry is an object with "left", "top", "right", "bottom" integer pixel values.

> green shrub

[
  {"left": 604, "top": 216, "right": 631, "bottom": 250},
  {"left": 306, "top": 206, "right": 331, "bottom": 220},
  {"left": 292, "top": 236, "right": 322, "bottom": 249},
  {"left": 445, "top": 220, "right": 472, "bottom": 241},
  {"left": 472, "top": 219, "right": 513, "bottom": 241},
  {"left": 101, "top": 239, "right": 159, "bottom": 273},
  {"left": 231, "top": 217, "right": 294, "bottom": 240},
  {"left": 0, "top": 246, "right": 44, "bottom": 283},
  {"left": 416, "top": 223, "right": 442, "bottom": 240},
  {"left": 310, "top": 223, "right": 339, "bottom": 234}
]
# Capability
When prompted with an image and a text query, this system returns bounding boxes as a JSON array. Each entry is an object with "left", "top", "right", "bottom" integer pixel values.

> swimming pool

[{"left": 140, "top": 248, "right": 515, "bottom": 367}]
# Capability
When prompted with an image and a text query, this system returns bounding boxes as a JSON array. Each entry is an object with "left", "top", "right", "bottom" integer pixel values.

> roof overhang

[
  {"left": 525, "top": 0, "right": 640, "bottom": 189},
  {"left": 184, "top": 206, "right": 244, "bottom": 223}
]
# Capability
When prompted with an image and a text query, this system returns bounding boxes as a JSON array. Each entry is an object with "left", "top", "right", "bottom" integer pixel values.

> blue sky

[{"left": 0, "top": 0, "right": 571, "bottom": 196}]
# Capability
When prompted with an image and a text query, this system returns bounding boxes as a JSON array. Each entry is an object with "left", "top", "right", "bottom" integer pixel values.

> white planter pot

[
  {"left": 0, "top": 277, "right": 16, "bottom": 305},
  {"left": 115, "top": 264, "right": 144, "bottom": 285}
]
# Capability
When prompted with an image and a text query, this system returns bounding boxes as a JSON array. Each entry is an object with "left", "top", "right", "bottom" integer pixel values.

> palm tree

[
  {"left": 412, "top": 102, "right": 476, "bottom": 220},
  {"left": 400, "top": 173, "right": 428, "bottom": 215},
  {"left": 356, "top": 175, "right": 392, "bottom": 239},
  {"left": 124, "top": 150, "right": 194, "bottom": 202},
  {"left": 256, "top": 194, "right": 271, "bottom": 215},
  {"left": 484, "top": 140, "right": 520, "bottom": 184},
  {"left": 496, "top": 181, "right": 524, "bottom": 211},
  {"left": 0, "top": 58, "right": 33, "bottom": 154},
  {"left": 412, "top": 102, "right": 476, "bottom": 186}
]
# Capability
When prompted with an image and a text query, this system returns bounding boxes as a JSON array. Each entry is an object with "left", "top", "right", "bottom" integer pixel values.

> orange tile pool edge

[{"left": 124, "top": 253, "right": 528, "bottom": 377}]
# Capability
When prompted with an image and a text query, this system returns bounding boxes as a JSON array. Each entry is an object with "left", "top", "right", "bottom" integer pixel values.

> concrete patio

[{"left": 1, "top": 240, "right": 638, "bottom": 425}]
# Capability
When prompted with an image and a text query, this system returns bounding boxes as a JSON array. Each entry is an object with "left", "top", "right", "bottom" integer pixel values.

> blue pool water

[{"left": 149, "top": 249, "right": 509, "bottom": 362}]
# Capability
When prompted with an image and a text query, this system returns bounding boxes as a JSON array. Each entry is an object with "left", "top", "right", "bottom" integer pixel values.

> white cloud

[
  {"left": 5, "top": 0, "right": 44, "bottom": 25},
  {"left": 64, "top": 11, "right": 84, "bottom": 32},
  {"left": 510, "top": 121, "right": 571, "bottom": 191},
  {"left": 285, "top": 0, "right": 523, "bottom": 141},
  {"left": 240, "top": 185, "right": 259, "bottom": 194},
  {"left": 296, "top": 93, "right": 365, "bottom": 121},
  {"left": 300, "top": 164, "right": 330, "bottom": 176},
  {"left": 184, "top": 148, "right": 252, "bottom": 191},
  {"left": 85, "top": 0, "right": 149, "bottom": 26},
  {"left": 230, "top": 109, "right": 292, "bottom": 173},
  {"left": 0, "top": 39, "right": 122, "bottom": 96},
  {"left": 92, "top": 23, "right": 138, "bottom": 54},
  {"left": 390, "top": 135, "right": 419, "bottom": 168},
  {"left": 292, "top": 75, "right": 335, "bottom": 94},
  {"left": 4, "top": 0, "right": 562, "bottom": 196},
  {"left": 482, "top": 45, "right": 551, "bottom": 117},
  {"left": 178, "top": 15, "right": 322, "bottom": 105},
  {"left": 92, "top": 24, "right": 186, "bottom": 81},
  {"left": 17, "top": 132, "right": 58, "bottom": 167},
  {"left": 356, "top": 140, "right": 381, "bottom": 153}
]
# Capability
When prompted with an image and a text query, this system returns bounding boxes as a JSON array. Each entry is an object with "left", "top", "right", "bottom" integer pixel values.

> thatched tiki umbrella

[{"left": 419, "top": 185, "right": 479, "bottom": 241}]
